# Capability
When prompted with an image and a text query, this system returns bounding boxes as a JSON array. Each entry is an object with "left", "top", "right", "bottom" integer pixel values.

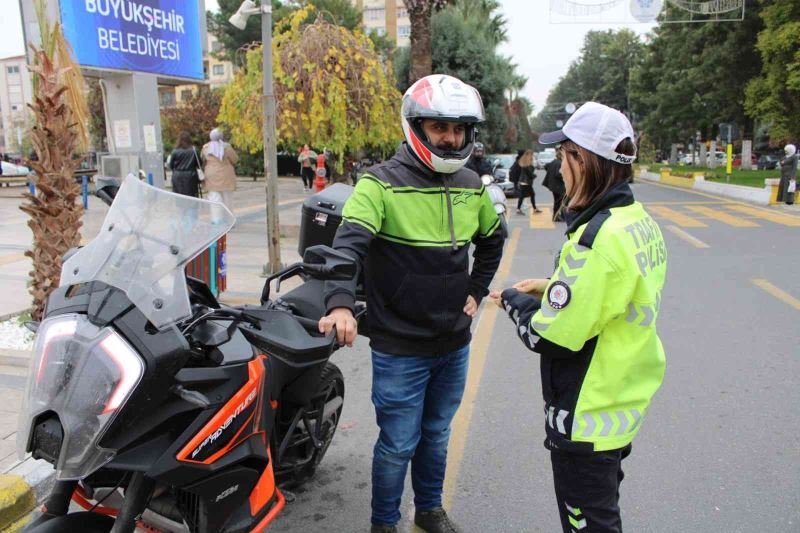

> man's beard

[{"left": 437, "top": 143, "right": 457, "bottom": 151}]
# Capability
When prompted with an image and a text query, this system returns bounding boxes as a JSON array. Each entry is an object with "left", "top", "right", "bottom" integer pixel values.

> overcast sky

[{"left": 0, "top": 0, "right": 654, "bottom": 112}]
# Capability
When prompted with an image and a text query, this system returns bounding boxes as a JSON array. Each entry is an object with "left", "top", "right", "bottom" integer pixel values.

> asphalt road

[
  {"left": 269, "top": 175, "right": 800, "bottom": 532},
  {"left": 5, "top": 174, "right": 799, "bottom": 532}
]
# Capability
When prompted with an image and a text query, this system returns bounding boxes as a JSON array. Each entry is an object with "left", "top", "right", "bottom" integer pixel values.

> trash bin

[
  {"left": 298, "top": 183, "right": 354, "bottom": 255},
  {"left": 186, "top": 235, "right": 227, "bottom": 297}
]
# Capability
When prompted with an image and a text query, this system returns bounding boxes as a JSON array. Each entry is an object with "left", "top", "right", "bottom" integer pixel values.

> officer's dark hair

[
  {"left": 176, "top": 131, "right": 193, "bottom": 150},
  {"left": 561, "top": 138, "right": 635, "bottom": 210}
]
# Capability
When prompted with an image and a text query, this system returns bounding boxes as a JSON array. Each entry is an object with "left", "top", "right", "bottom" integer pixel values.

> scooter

[
  {"left": 481, "top": 174, "right": 508, "bottom": 239},
  {"left": 17, "top": 175, "right": 362, "bottom": 532}
]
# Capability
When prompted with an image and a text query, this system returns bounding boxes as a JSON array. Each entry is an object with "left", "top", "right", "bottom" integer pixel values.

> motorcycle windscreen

[
  {"left": 60, "top": 175, "right": 235, "bottom": 330},
  {"left": 17, "top": 314, "right": 145, "bottom": 480}
]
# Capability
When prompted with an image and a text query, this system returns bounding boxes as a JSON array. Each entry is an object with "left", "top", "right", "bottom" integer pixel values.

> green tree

[
  {"left": 218, "top": 8, "right": 402, "bottom": 173},
  {"left": 631, "top": 4, "right": 763, "bottom": 150},
  {"left": 87, "top": 80, "right": 107, "bottom": 151},
  {"left": 450, "top": 0, "right": 507, "bottom": 45},
  {"left": 744, "top": 0, "right": 800, "bottom": 145},
  {"left": 535, "top": 30, "right": 644, "bottom": 135}
]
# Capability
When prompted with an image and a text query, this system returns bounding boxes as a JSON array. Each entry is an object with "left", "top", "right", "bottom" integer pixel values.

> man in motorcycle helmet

[
  {"left": 320, "top": 74, "right": 505, "bottom": 533},
  {"left": 465, "top": 141, "right": 493, "bottom": 177}
]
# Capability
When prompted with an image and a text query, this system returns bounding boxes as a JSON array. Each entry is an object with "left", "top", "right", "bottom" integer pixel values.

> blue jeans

[{"left": 371, "top": 345, "right": 470, "bottom": 526}]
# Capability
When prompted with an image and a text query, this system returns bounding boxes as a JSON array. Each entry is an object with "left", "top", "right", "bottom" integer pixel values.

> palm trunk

[
  {"left": 408, "top": 4, "right": 434, "bottom": 84},
  {"left": 21, "top": 49, "right": 83, "bottom": 320}
]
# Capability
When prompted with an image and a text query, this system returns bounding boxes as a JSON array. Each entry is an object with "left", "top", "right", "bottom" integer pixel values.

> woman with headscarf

[
  {"left": 777, "top": 144, "right": 798, "bottom": 204},
  {"left": 202, "top": 128, "right": 239, "bottom": 212},
  {"left": 167, "top": 131, "right": 201, "bottom": 197}
]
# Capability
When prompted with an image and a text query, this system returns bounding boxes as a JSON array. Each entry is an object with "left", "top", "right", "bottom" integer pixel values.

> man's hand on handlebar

[{"left": 319, "top": 308, "right": 358, "bottom": 347}]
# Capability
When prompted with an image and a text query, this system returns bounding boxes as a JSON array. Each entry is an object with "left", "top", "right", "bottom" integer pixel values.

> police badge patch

[{"left": 547, "top": 281, "right": 571, "bottom": 310}]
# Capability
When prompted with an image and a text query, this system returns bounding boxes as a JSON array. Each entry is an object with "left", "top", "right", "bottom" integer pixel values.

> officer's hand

[
  {"left": 318, "top": 308, "right": 357, "bottom": 347},
  {"left": 463, "top": 295, "right": 478, "bottom": 317},
  {"left": 512, "top": 278, "right": 549, "bottom": 296},
  {"left": 488, "top": 290, "right": 504, "bottom": 309}
]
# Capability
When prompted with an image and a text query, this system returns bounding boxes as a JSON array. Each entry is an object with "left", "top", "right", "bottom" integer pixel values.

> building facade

[
  {"left": 0, "top": 55, "right": 34, "bottom": 155},
  {"left": 354, "top": 0, "right": 411, "bottom": 48},
  {"left": 168, "top": 33, "right": 235, "bottom": 107}
]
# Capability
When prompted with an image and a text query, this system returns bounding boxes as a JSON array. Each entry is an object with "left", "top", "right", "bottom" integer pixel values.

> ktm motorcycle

[{"left": 16, "top": 175, "right": 361, "bottom": 532}]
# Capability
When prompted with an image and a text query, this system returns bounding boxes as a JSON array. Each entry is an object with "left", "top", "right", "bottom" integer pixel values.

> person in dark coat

[
  {"left": 513, "top": 149, "right": 540, "bottom": 214},
  {"left": 543, "top": 150, "right": 566, "bottom": 221},
  {"left": 167, "top": 131, "right": 201, "bottom": 197},
  {"left": 777, "top": 144, "right": 798, "bottom": 204}
]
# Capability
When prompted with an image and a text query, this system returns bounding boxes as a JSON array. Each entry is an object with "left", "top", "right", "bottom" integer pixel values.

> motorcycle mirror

[
  {"left": 95, "top": 185, "right": 119, "bottom": 206},
  {"left": 302, "top": 245, "right": 356, "bottom": 281}
]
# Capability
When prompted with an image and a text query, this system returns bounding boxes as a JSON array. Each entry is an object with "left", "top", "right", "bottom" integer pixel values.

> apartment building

[
  {"left": 355, "top": 0, "right": 411, "bottom": 47},
  {"left": 0, "top": 55, "right": 34, "bottom": 155},
  {"left": 167, "top": 33, "right": 236, "bottom": 107}
]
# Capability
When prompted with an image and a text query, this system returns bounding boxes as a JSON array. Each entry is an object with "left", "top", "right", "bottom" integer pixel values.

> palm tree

[
  {"left": 403, "top": 0, "right": 450, "bottom": 83},
  {"left": 20, "top": 1, "right": 89, "bottom": 320},
  {"left": 450, "top": 0, "right": 508, "bottom": 45}
]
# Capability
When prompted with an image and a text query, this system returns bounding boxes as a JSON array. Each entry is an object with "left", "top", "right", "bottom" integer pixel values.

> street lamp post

[{"left": 230, "top": 0, "right": 282, "bottom": 274}]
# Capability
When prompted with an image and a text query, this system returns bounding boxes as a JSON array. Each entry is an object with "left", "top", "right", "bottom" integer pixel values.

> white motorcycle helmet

[{"left": 401, "top": 74, "right": 485, "bottom": 174}]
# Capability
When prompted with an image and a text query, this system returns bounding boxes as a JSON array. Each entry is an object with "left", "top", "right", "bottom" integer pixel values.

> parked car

[
  {"left": 535, "top": 149, "right": 556, "bottom": 169},
  {"left": 487, "top": 153, "right": 518, "bottom": 198},
  {"left": 757, "top": 154, "right": 780, "bottom": 170},
  {"left": 731, "top": 154, "right": 758, "bottom": 168},
  {"left": 705, "top": 152, "right": 727, "bottom": 168},
  {"left": 0, "top": 161, "right": 32, "bottom": 177}
]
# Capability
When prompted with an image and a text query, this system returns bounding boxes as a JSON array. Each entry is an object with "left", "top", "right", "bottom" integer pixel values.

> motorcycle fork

[{"left": 109, "top": 472, "right": 155, "bottom": 533}]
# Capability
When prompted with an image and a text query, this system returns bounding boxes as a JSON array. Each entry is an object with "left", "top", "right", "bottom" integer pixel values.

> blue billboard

[{"left": 59, "top": 0, "right": 204, "bottom": 80}]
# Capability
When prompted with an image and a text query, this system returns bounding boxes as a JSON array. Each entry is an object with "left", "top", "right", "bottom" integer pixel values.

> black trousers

[
  {"left": 553, "top": 192, "right": 565, "bottom": 221},
  {"left": 172, "top": 172, "right": 198, "bottom": 197},
  {"left": 517, "top": 184, "right": 537, "bottom": 209},
  {"left": 301, "top": 166, "right": 314, "bottom": 188},
  {"left": 551, "top": 444, "right": 632, "bottom": 533}
]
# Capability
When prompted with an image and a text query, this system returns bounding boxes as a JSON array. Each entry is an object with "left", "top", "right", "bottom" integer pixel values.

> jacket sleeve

[
  {"left": 509, "top": 163, "right": 521, "bottom": 184},
  {"left": 501, "top": 241, "right": 630, "bottom": 355},
  {"left": 227, "top": 146, "right": 239, "bottom": 165},
  {"left": 469, "top": 187, "right": 504, "bottom": 302},
  {"left": 323, "top": 176, "right": 385, "bottom": 313}
]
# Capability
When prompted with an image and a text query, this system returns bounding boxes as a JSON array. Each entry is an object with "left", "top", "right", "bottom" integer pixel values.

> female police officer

[{"left": 489, "top": 102, "right": 667, "bottom": 533}]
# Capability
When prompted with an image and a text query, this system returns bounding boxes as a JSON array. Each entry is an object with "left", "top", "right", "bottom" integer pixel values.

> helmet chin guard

[{"left": 401, "top": 74, "right": 485, "bottom": 174}]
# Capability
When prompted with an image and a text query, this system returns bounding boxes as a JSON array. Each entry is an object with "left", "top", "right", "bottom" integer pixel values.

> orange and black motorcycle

[{"left": 17, "top": 176, "right": 360, "bottom": 532}]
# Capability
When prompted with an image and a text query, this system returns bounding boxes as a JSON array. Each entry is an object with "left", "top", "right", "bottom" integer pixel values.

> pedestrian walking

[
  {"left": 543, "top": 149, "right": 567, "bottom": 221},
  {"left": 489, "top": 102, "right": 667, "bottom": 533},
  {"left": 298, "top": 144, "right": 316, "bottom": 191},
  {"left": 167, "top": 131, "right": 201, "bottom": 197},
  {"left": 201, "top": 128, "right": 239, "bottom": 217},
  {"left": 513, "top": 149, "right": 541, "bottom": 214},
  {"left": 777, "top": 144, "right": 797, "bottom": 204},
  {"left": 318, "top": 74, "right": 505, "bottom": 533}
]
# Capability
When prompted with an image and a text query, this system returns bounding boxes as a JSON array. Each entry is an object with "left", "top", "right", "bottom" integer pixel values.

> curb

[
  {"left": 0, "top": 458, "right": 56, "bottom": 532},
  {"left": 0, "top": 350, "right": 30, "bottom": 369}
]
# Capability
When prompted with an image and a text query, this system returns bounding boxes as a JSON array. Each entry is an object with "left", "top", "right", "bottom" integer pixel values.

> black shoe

[
  {"left": 414, "top": 508, "right": 461, "bottom": 533},
  {"left": 370, "top": 525, "right": 397, "bottom": 533}
]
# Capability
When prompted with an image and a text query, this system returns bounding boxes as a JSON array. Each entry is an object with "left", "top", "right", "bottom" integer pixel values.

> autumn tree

[{"left": 218, "top": 8, "right": 402, "bottom": 174}]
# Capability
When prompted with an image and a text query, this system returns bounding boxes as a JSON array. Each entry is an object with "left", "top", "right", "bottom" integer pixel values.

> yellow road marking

[
  {"left": 725, "top": 205, "right": 800, "bottom": 227},
  {"left": 664, "top": 225, "right": 710, "bottom": 248},
  {"left": 443, "top": 227, "right": 520, "bottom": 510},
  {"left": 752, "top": 279, "right": 800, "bottom": 311},
  {"left": 530, "top": 207, "right": 555, "bottom": 229},
  {"left": 0, "top": 253, "right": 27, "bottom": 266},
  {"left": 648, "top": 205, "right": 707, "bottom": 228},
  {"left": 685, "top": 205, "right": 760, "bottom": 227},
  {"left": 640, "top": 179, "right": 800, "bottom": 222}
]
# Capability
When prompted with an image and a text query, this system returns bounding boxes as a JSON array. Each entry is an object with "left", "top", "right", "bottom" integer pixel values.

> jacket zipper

[{"left": 443, "top": 180, "right": 458, "bottom": 251}]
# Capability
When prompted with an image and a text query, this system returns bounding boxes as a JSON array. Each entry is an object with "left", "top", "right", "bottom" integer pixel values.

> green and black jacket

[{"left": 325, "top": 143, "right": 505, "bottom": 356}]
